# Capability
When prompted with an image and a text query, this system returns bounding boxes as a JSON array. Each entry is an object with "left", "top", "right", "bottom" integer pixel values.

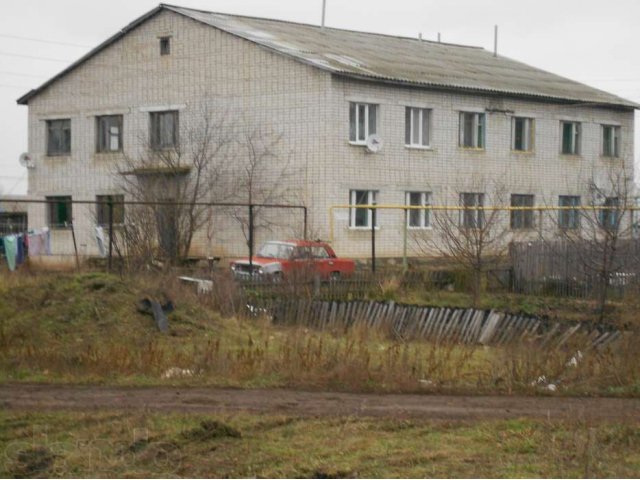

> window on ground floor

[
  {"left": 46, "top": 196, "right": 72, "bottom": 228},
  {"left": 405, "top": 191, "right": 431, "bottom": 228},
  {"left": 510, "top": 194, "right": 535, "bottom": 230},
  {"left": 96, "top": 195, "right": 125, "bottom": 226},
  {"left": 558, "top": 195, "right": 581, "bottom": 229},
  {"left": 349, "top": 190, "right": 378, "bottom": 228}
]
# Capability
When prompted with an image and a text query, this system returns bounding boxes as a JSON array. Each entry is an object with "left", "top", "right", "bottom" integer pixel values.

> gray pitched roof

[{"left": 18, "top": 4, "right": 639, "bottom": 109}]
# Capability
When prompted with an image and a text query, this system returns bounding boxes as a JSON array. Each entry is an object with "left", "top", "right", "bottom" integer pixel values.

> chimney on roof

[
  {"left": 494, "top": 25, "right": 498, "bottom": 57},
  {"left": 418, "top": 32, "right": 423, "bottom": 41},
  {"left": 437, "top": 32, "right": 441, "bottom": 42},
  {"left": 321, "top": 0, "right": 327, "bottom": 31}
]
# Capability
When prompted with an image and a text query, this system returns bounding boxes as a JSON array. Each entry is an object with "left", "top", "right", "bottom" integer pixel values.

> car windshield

[{"left": 257, "top": 242, "right": 294, "bottom": 259}]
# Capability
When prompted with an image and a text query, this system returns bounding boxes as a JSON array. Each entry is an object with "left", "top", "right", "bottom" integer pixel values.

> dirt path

[{"left": 2, "top": 384, "right": 639, "bottom": 421}]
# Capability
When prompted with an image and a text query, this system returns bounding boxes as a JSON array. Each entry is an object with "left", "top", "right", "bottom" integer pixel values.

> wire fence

[{"left": 2, "top": 196, "right": 640, "bottom": 301}]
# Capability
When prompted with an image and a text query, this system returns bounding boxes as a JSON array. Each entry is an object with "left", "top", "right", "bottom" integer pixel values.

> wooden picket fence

[{"left": 247, "top": 298, "right": 619, "bottom": 349}]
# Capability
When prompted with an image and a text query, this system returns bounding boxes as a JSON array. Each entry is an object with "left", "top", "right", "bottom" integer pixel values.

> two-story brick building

[{"left": 17, "top": 4, "right": 638, "bottom": 261}]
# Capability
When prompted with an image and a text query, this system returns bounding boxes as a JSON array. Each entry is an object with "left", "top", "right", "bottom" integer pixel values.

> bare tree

[
  {"left": 228, "top": 125, "right": 302, "bottom": 243},
  {"left": 116, "top": 108, "right": 233, "bottom": 265},
  {"left": 413, "top": 182, "right": 512, "bottom": 307},
  {"left": 560, "top": 163, "right": 637, "bottom": 320}
]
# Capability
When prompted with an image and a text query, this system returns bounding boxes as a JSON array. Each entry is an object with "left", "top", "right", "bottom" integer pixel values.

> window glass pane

[
  {"left": 514, "top": 118, "right": 524, "bottom": 150},
  {"left": 463, "top": 114, "right": 473, "bottom": 147},
  {"left": 477, "top": 115, "right": 485, "bottom": 148},
  {"left": 562, "top": 123, "right": 573, "bottom": 153},
  {"left": 349, "top": 103, "right": 356, "bottom": 142},
  {"left": 368, "top": 104, "right": 377, "bottom": 135},
  {"left": 357, "top": 104, "right": 366, "bottom": 141},
  {"left": 405, "top": 107, "right": 411, "bottom": 145},
  {"left": 411, "top": 109, "right": 420, "bottom": 145},
  {"left": 421, "top": 109, "right": 429, "bottom": 146}
]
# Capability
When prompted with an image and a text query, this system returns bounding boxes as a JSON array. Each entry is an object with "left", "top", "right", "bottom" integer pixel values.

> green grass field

[{"left": 2, "top": 410, "right": 639, "bottom": 478}]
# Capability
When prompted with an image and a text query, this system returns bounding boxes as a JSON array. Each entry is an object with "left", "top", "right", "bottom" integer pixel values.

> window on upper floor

[
  {"left": 460, "top": 192, "right": 485, "bottom": 228},
  {"left": 560, "top": 121, "right": 581, "bottom": 155},
  {"left": 601, "top": 125, "right": 620, "bottom": 158},
  {"left": 558, "top": 195, "right": 581, "bottom": 229},
  {"left": 349, "top": 103, "right": 377, "bottom": 143},
  {"left": 459, "top": 112, "right": 485, "bottom": 149},
  {"left": 406, "top": 191, "right": 431, "bottom": 228},
  {"left": 349, "top": 190, "right": 378, "bottom": 228},
  {"left": 96, "top": 115, "right": 123, "bottom": 153},
  {"left": 510, "top": 194, "right": 535, "bottom": 230},
  {"left": 512, "top": 117, "right": 534, "bottom": 152},
  {"left": 46, "top": 196, "right": 72, "bottom": 228},
  {"left": 160, "top": 36, "right": 171, "bottom": 56},
  {"left": 96, "top": 195, "right": 125, "bottom": 227},
  {"left": 405, "top": 107, "right": 431, "bottom": 148},
  {"left": 46, "top": 119, "right": 71, "bottom": 156},
  {"left": 150, "top": 111, "right": 179, "bottom": 150}
]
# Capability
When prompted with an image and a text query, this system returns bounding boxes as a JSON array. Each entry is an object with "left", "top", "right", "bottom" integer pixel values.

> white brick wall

[{"left": 23, "top": 9, "right": 635, "bottom": 260}]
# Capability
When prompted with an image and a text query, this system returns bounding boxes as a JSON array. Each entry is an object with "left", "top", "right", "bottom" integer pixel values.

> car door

[{"left": 312, "top": 245, "right": 334, "bottom": 278}]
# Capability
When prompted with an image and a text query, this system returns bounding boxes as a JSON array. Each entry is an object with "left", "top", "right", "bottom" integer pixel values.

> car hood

[{"left": 231, "top": 257, "right": 282, "bottom": 267}]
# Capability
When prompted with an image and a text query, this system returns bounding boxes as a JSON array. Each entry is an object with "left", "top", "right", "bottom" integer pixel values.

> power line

[
  {"left": 0, "top": 84, "right": 30, "bottom": 89},
  {"left": 0, "top": 71, "right": 47, "bottom": 79},
  {"left": 0, "top": 51, "right": 73, "bottom": 63},
  {"left": 0, "top": 34, "right": 92, "bottom": 48}
]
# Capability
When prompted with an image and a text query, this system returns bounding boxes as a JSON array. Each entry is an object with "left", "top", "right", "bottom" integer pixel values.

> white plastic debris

[
  {"left": 161, "top": 367, "right": 194, "bottom": 379},
  {"left": 566, "top": 350, "right": 583, "bottom": 367},
  {"left": 547, "top": 384, "right": 557, "bottom": 392}
]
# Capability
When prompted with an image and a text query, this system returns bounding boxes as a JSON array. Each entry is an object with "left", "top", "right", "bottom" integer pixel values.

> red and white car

[{"left": 230, "top": 240, "right": 355, "bottom": 280}]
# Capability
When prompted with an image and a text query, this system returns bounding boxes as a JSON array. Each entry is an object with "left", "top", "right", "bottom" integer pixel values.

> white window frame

[
  {"left": 601, "top": 125, "right": 620, "bottom": 158},
  {"left": 349, "top": 190, "right": 378, "bottom": 228},
  {"left": 405, "top": 191, "right": 431, "bottom": 228},
  {"left": 349, "top": 103, "right": 378, "bottom": 144},
  {"left": 511, "top": 117, "right": 534, "bottom": 152},
  {"left": 560, "top": 121, "right": 581, "bottom": 155},
  {"left": 459, "top": 112, "right": 486, "bottom": 149},
  {"left": 405, "top": 107, "right": 431, "bottom": 148}
]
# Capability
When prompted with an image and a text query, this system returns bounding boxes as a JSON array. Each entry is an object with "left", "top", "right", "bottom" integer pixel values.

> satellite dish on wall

[
  {"left": 19, "top": 152, "right": 34, "bottom": 169},
  {"left": 365, "top": 134, "right": 384, "bottom": 153}
]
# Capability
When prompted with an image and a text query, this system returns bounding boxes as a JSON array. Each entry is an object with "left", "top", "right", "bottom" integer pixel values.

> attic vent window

[{"left": 160, "top": 37, "right": 171, "bottom": 56}]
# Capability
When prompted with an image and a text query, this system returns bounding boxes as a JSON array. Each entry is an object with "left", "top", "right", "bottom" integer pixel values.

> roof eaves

[
  {"left": 16, "top": 5, "right": 166, "bottom": 105},
  {"left": 331, "top": 71, "right": 640, "bottom": 110}
]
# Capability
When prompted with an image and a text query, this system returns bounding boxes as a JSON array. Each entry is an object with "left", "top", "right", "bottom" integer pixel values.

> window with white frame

[
  {"left": 512, "top": 117, "right": 534, "bottom": 152},
  {"left": 405, "top": 107, "right": 431, "bottom": 147},
  {"left": 460, "top": 192, "right": 485, "bottom": 228},
  {"left": 601, "top": 125, "right": 620, "bottom": 157},
  {"left": 405, "top": 191, "right": 431, "bottom": 228},
  {"left": 558, "top": 195, "right": 581, "bottom": 229},
  {"left": 349, "top": 103, "right": 377, "bottom": 143},
  {"left": 560, "top": 121, "right": 581, "bottom": 155},
  {"left": 349, "top": 190, "right": 378, "bottom": 228},
  {"left": 459, "top": 112, "right": 485, "bottom": 149}
]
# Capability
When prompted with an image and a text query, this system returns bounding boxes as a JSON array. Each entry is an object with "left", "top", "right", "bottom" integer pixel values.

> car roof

[{"left": 267, "top": 239, "right": 329, "bottom": 247}]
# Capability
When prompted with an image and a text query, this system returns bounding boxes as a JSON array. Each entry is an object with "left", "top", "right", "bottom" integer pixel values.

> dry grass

[
  {"left": 0, "top": 271, "right": 639, "bottom": 395},
  {"left": 1, "top": 410, "right": 639, "bottom": 478}
]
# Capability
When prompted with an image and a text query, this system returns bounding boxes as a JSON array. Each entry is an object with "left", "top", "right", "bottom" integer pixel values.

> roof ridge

[{"left": 160, "top": 3, "right": 484, "bottom": 50}]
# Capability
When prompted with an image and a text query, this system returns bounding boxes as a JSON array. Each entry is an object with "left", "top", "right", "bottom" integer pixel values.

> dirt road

[{"left": 2, "top": 384, "right": 639, "bottom": 421}]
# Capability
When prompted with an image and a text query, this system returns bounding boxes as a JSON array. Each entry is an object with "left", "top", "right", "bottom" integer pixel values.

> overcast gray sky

[{"left": 1, "top": 0, "right": 638, "bottom": 195}]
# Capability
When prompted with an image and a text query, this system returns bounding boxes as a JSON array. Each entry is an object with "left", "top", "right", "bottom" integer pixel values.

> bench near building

[{"left": 15, "top": 4, "right": 637, "bottom": 263}]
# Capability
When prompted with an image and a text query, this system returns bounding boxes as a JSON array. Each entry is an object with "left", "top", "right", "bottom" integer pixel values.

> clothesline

[{"left": 1, "top": 227, "right": 51, "bottom": 272}]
